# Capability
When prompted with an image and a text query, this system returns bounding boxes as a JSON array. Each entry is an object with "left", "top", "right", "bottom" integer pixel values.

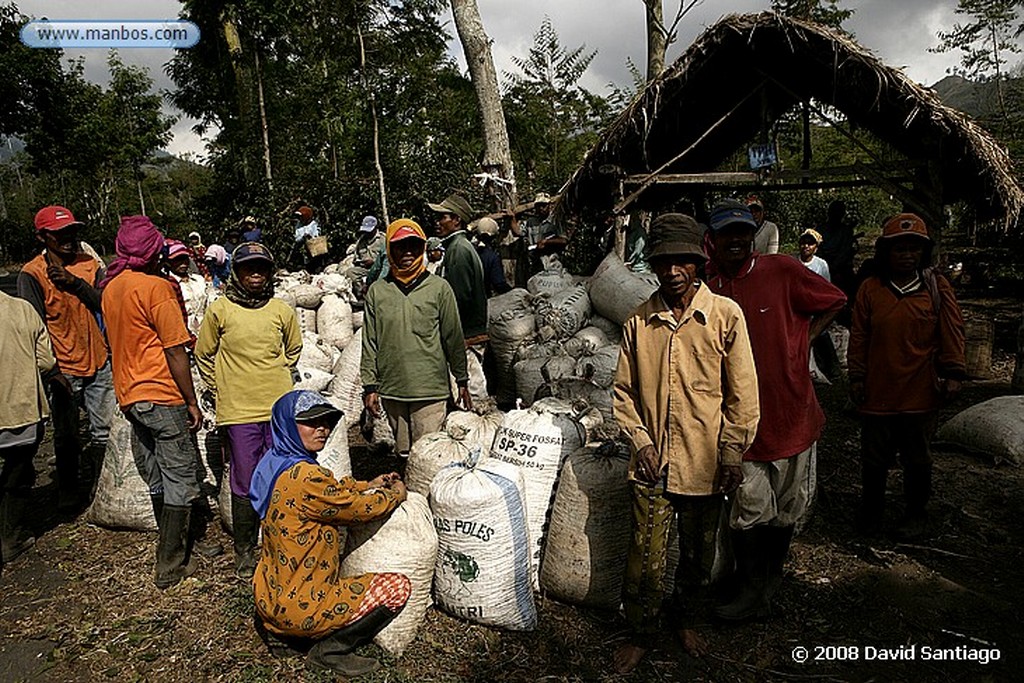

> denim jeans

[
  {"left": 48, "top": 360, "right": 115, "bottom": 491},
  {"left": 126, "top": 402, "right": 201, "bottom": 507}
]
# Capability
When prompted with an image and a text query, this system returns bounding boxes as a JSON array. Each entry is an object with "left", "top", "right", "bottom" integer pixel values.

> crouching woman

[{"left": 249, "top": 390, "right": 409, "bottom": 677}]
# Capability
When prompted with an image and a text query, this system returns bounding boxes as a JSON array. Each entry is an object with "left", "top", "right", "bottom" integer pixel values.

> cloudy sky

[{"left": 16, "top": 0, "right": 1013, "bottom": 159}]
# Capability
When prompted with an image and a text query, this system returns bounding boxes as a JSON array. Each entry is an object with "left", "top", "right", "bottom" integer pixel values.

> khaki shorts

[
  {"left": 381, "top": 398, "right": 447, "bottom": 456},
  {"left": 730, "top": 443, "right": 816, "bottom": 530}
]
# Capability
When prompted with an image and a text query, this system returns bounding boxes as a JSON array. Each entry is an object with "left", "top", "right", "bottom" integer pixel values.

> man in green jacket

[
  {"left": 429, "top": 194, "right": 490, "bottom": 403},
  {"left": 361, "top": 219, "right": 471, "bottom": 458}
]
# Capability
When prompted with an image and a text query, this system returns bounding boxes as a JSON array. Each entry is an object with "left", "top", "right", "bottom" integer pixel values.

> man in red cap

[{"left": 17, "top": 205, "right": 114, "bottom": 510}]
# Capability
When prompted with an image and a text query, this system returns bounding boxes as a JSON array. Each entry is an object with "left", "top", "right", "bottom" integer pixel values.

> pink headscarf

[
  {"left": 204, "top": 244, "right": 228, "bottom": 265},
  {"left": 99, "top": 215, "right": 165, "bottom": 287}
]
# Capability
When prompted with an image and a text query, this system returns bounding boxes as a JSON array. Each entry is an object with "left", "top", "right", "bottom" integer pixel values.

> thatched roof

[{"left": 558, "top": 12, "right": 1024, "bottom": 230}]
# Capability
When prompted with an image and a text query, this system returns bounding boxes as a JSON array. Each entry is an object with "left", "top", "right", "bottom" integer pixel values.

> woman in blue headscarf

[{"left": 249, "top": 390, "right": 409, "bottom": 677}]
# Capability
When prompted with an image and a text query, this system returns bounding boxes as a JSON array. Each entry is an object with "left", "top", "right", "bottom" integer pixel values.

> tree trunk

[
  {"left": 358, "top": 23, "right": 389, "bottom": 225},
  {"left": 450, "top": 0, "right": 516, "bottom": 211},
  {"left": 254, "top": 49, "right": 273, "bottom": 192},
  {"left": 645, "top": 0, "right": 667, "bottom": 81},
  {"left": 221, "top": 12, "right": 256, "bottom": 186},
  {"left": 137, "top": 177, "right": 146, "bottom": 215}
]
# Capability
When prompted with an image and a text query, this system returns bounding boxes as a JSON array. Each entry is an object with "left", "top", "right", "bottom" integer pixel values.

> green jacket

[
  {"left": 438, "top": 231, "right": 488, "bottom": 338},
  {"left": 360, "top": 272, "right": 468, "bottom": 401}
]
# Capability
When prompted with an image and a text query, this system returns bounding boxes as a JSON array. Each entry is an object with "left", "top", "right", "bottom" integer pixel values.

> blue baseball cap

[
  {"left": 360, "top": 215, "right": 378, "bottom": 233},
  {"left": 709, "top": 199, "right": 758, "bottom": 232}
]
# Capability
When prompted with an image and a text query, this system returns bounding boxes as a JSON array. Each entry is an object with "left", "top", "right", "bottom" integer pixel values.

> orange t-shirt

[
  {"left": 102, "top": 270, "right": 193, "bottom": 408},
  {"left": 21, "top": 254, "right": 108, "bottom": 377}
]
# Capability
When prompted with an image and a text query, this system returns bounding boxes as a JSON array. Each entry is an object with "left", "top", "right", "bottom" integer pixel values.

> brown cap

[
  {"left": 646, "top": 213, "right": 705, "bottom": 261},
  {"left": 880, "top": 213, "right": 930, "bottom": 242},
  {"left": 427, "top": 194, "right": 473, "bottom": 223}
]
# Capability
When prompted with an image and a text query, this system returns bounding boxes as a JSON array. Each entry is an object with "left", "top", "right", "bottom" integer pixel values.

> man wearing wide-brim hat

[{"left": 612, "top": 212, "right": 760, "bottom": 673}]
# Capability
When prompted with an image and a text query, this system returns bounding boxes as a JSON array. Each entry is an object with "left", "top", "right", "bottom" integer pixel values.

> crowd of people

[{"left": 0, "top": 192, "right": 966, "bottom": 676}]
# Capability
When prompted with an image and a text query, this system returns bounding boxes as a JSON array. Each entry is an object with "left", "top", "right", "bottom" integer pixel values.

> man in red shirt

[
  {"left": 17, "top": 206, "right": 114, "bottom": 510},
  {"left": 101, "top": 215, "right": 217, "bottom": 589},
  {"left": 705, "top": 199, "right": 845, "bottom": 621}
]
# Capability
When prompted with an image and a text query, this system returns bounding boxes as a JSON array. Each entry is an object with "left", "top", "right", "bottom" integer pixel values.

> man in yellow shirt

[{"left": 612, "top": 213, "right": 760, "bottom": 673}]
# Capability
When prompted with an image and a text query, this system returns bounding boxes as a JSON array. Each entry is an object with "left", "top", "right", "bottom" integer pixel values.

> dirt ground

[{"left": 1, "top": 354, "right": 1021, "bottom": 683}]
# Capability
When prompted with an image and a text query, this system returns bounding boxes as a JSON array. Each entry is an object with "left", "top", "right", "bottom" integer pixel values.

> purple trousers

[{"left": 224, "top": 422, "right": 273, "bottom": 497}]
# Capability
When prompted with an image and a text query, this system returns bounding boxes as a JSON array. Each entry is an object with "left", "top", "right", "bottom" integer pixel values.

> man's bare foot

[
  {"left": 677, "top": 628, "right": 708, "bottom": 657},
  {"left": 612, "top": 643, "right": 647, "bottom": 674}
]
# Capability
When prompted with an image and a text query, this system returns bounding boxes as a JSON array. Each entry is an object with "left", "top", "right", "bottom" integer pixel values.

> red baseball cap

[
  {"left": 390, "top": 225, "right": 424, "bottom": 242},
  {"left": 35, "top": 205, "right": 84, "bottom": 232}
]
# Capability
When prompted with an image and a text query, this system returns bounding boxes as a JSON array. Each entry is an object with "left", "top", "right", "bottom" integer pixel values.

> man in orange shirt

[
  {"left": 101, "top": 215, "right": 215, "bottom": 589},
  {"left": 17, "top": 206, "right": 114, "bottom": 510}
]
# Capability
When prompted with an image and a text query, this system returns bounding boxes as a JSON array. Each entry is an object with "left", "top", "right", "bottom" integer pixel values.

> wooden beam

[{"left": 622, "top": 163, "right": 920, "bottom": 187}]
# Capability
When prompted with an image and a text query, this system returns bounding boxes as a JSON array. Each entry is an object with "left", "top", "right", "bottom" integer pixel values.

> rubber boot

[
  {"left": 306, "top": 605, "right": 402, "bottom": 676},
  {"left": 764, "top": 525, "right": 794, "bottom": 601},
  {"left": 190, "top": 498, "right": 224, "bottom": 558},
  {"left": 0, "top": 479, "right": 36, "bottom": 566},
  {"left": 155, "top": 504, "right": 196, "bottom": 589},
  {"left": 231, "top": 494, "right": 259, "bottom": 578},
  {"left": 714, "top": 527, "right": 770, "bottom": 622},
  {"left": 894, "top": 464, "right": 931, "bottom": 541},
  {"left": 856, "top": 464, "right": 888, "bottom": 536}
]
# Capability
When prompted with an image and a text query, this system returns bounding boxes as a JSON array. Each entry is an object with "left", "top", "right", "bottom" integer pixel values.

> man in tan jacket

[{"left": 613, "top": 213, "right": 760, "bottom": 673}]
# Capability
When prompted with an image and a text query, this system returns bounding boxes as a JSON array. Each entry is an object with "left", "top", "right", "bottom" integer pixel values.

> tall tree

[
  {"left": 642, "top": 0, "right": 703, "bottom": 81},
  {"left": 934, "top": 0, "right": 1022, "bottom": 119},
  {"left": 505, "top": 17, "right": 607, "bottom": 193},
  {"left": 450, "top": 0, "right": 516, "bottom": 210}
]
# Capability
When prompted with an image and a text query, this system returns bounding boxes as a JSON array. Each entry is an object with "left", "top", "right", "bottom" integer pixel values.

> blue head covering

[{"left": 249, "top": 390, "right": 334, "bottom": 519}]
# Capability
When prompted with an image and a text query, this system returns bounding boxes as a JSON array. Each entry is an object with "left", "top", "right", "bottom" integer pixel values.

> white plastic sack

[
  {"left": 936, "top": 396, "right": 1024, "bottom": 464},
  {"left": 489, "top": 397, "right": 588, "bottom": 590},
  {"left": 328, "top": 340, "right": 364, "bottom": 429},
  {"left": 299, "top": 333, "right": 338, "bottom": 374},
  {"left": 540, "top": 440, "right": 631, "bottom": 608},
  {"left": 317, "top": 294, "right": 355, "bottom": 351},
  {"left": 291, "top": 283, "right": 326, "bottom": 309},
  {"left": 295, "top": 366, "right": 334, "bottom": 392},
  {"left": 587, "top": 252, "right": 658, "bottom": 325},
  {"left": 444, "top": 409, "right": 504, "bottom": 453},
  {"left": 342, "top": 492, "right": 438, "bottom": 657},
  {"left": 430, "top": 455, "right": 536, "bottom": 630},
  {"left": 406, "top": 432, "right": 473, "bottom": 496},
  {"left": 85, "top": 410, "right": 157, "bottom": 531},
  {"left": 312, "top": 272, "right": 351, "bottom": 298}
]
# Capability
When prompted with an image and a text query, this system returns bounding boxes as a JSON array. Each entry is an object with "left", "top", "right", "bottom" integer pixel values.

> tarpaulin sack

[{"left": 587, "top": 252, "right": 658, "bottom": 325}]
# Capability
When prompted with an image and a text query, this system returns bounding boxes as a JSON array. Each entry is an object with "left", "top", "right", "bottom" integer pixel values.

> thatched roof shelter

[{"left": 558, "top": 12, "right": 1023, "bottom": 232}]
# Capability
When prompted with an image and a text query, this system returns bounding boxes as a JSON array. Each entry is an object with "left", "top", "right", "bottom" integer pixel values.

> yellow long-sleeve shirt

[
  {"left": 195, "top": 297, "right": 302, "bottom": 425},
  {"left": 613, "top": 284, "right": 760, "bottom": 496}
]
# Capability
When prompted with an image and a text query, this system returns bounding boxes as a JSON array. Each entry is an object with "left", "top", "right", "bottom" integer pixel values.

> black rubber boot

[
  {"left": 155, "top": 504, "right": 196, "bottom": 589},
  {"left": 714, "top": 527, "right": 770, "bottom": 622},
  {"left": 80, "top": 442, "right": 106, "bottom": 502},
  {"left": 856, "top": 464, "right": 888, "bottom": 536},
  {"left": 231, "top": 493, "right": 259, "bottom": 578},
  {"left": 306, "top": 605, "right": 402, "bottom": 676},
  {"left": 189, "top": 498, "right": 224, "bottom": 558},
  {"left": 0, "top": 476, "right": 36, "bottom": 566},
  {"left": 765, "top": 525, "right": 795, "bottom": 600},
  {"left": 894, "top": 464, "right": 931, "bottom": 541}
]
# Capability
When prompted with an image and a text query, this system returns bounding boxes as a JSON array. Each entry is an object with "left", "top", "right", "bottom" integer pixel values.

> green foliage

[
  {"left": 168, "top": 0, "right": 483, "bottom": 257},
  {"left": 934, "top": 0, "right": 1022, "bottom": 82},
  {"left": 503, "top": 16, "right": 609, "bottom": 197},
  {"left": 0, "top": 6, "right": 186, "bottom": 262},
  {"left": 770, "top": 0, "right": 855, "bottom": 30}
]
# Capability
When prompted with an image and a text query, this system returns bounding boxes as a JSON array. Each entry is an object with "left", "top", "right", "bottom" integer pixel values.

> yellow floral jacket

[{"left": 253, "top": 462, "right": 401, "bottom": 638}]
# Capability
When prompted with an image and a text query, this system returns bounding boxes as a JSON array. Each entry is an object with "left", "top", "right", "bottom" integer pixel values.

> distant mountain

[{"left": 931, "top": 74, "right": 1020, "bottom": 121}]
